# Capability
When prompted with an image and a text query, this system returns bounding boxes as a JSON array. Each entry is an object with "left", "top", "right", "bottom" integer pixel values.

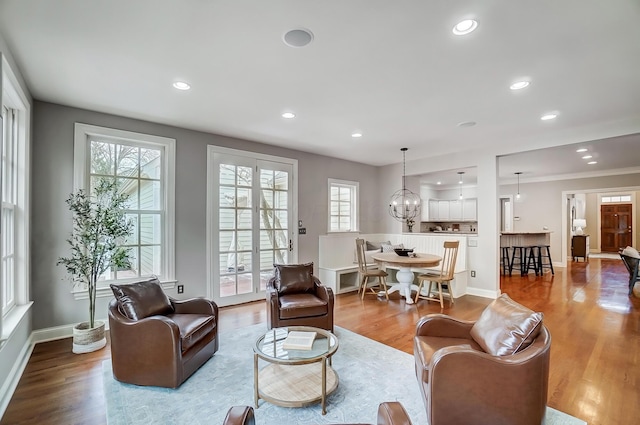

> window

[
  {"left": 73, "top": 124, "right": 175, "bottom": 296},
  {"left": 602, "top": 195, "right": 631, "bottom": 203},
  {"left": 1, "top": 56, "right": 30, "bottom": 320},
  {"left": 328, "top": 179, "right": 359, "bottom": 232}
]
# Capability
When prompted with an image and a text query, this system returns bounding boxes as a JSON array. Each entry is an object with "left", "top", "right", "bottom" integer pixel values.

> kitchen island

[{"left": 500, "top": 231, "right": 551, "bottom": 247}]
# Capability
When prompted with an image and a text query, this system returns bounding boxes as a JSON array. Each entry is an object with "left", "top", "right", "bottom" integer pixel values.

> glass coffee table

[{"left": 253, "top": 326, "right": 339, "bottom": 415}]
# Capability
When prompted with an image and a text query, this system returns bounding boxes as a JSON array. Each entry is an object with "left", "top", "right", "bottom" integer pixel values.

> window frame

[
  {"left": 1, "top": 54, "right": 31, "bottom": 324},
  {"left": 327, "top": 178, "right": 359, "bottom": 233},
  {"left": 72, "top": 123, "right": 176, "bottom": 299}
]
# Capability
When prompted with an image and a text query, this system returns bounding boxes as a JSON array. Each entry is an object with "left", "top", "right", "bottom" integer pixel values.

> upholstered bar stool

[{"left": 536, "top": 245, "right": 554, "bottom": 275}]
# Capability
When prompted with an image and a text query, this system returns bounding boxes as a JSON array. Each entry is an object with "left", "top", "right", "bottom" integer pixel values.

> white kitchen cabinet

[
  {"left": 449, "top": 200, "right": 463, "bottom": 220},
  {"left": 428, "top": 200, "right": 439, "bottom": 220},
  {"left": 438, "top": 200, "right": 450, "bottom": 220},
  {"left": 463, "top": 198, "right": 477, "bottom": 221}
]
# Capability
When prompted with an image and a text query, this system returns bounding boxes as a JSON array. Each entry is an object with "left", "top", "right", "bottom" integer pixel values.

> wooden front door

[{"left": 600, "top": 204, "right": 632, "bottom": 252}]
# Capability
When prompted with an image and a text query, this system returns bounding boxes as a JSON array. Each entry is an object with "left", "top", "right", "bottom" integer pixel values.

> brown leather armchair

[
  {"left": 108, "top": 277, "right": 219, "bottom": 388},
  {"left": 414, "top": 294, "right": 551, "bottom": 425},
  {"left": 266, "top": 263, "right": 334, "bottom": 332},
  {"left": 222, "top": 402, "right": 413, "bottom": 425}
]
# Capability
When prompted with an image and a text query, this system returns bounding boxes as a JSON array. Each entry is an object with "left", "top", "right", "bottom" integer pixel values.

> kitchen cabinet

[
  {"left": 463, "top": 198, "right": 477, "bottom": 221},
  {"left": 422, "top": 198, "right": 477, "bottom": 221},
  {"left": 449, "top": 200, "right": 463, "bottom": 220}
]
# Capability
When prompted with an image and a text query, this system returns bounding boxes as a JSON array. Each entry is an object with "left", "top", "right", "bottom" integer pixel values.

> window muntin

[
  {"left": 74, "top": 124, "right": 175, "bottom": 287},
  {"left": 328, "top": 179, "right": 359, "bottom": 232}
]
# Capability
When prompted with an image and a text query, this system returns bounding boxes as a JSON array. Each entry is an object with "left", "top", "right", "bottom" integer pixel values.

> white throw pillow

[
  {"left": 622, "top": 246, "right": 640, "bottom": 259},
  {"left": 381, "top": 242, "right": 404, "bottom": 253}
]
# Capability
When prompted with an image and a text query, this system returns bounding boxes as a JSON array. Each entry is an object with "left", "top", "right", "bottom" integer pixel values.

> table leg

[
  {"left": 321, "top": 357, "right": 327, "bottom": 415},
  {"left": 253, "top": 353, "right": 259, "bottom": 408}
]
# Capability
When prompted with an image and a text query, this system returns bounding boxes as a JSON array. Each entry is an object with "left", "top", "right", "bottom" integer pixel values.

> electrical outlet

[
  {"left": 177, "top": 285, "right": 184, "bottom": 294},
  {"left": 471, "top": 270, "right": 476, "bottom": 278}
]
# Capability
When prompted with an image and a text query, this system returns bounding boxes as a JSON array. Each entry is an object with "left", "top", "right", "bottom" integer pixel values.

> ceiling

[{"left": 1, "top": 1, "right": 640, "bottom": 178}]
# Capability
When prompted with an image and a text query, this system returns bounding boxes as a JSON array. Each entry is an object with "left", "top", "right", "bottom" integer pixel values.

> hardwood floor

[{"left": 2, "top": 257, "right": 638, "bottom": 424}]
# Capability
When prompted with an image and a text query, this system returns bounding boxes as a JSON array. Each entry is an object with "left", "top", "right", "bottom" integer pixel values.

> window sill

[
  {"left": 1, "top": 302, "right": 34, "bottom": 346},
  {"left": 72, "top": 279, "right": 177, "bottom": 300}
]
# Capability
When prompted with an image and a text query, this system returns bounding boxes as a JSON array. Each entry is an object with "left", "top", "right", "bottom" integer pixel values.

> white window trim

[
  {"left": 72, "top": 123, "right": 176, "bottom": 299},
  {"left": 1, "top": 54, "right": 31, "bottom": 334},
  {"left": 327, "top": 178, "right": 359, "bottom": 233}
]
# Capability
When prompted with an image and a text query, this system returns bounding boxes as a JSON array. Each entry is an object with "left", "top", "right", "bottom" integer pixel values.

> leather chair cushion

[
  {"left": 167, "top": 313, "right": 217, "bottom": 352},
  {"left": 470, "top": 293, "right": 543, "bottom": 356},
  {"left": 278, "top": 293, "right": 328, "bottom": 319},
  {"left": 414, "top": 335, "right": 482, "bottom": 383},
  {"left": 274, "top": 262, "right": 315, "bottom": 295},
  {"left": 110, "top": 277, "right": 174, "bottom": 320}
]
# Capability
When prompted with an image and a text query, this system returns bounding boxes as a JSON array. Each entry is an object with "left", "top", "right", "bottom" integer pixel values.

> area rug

[{"left": 103, "top": 324, "right": 585, "bottom": 425}]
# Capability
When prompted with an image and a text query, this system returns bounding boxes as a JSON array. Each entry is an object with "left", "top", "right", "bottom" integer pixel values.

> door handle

[{"left": 289, "top": 239, "right": 293, "bottom": 251}]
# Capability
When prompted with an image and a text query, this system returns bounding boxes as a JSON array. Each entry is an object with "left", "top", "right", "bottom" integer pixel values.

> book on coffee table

[{"left": 282, "top": 331, "right": 317, "bottom": 351}]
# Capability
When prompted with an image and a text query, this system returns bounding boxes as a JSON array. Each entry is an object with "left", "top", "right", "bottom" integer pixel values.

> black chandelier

[{"left": 388, "top": 148, "right": 421, "bottom": 223}]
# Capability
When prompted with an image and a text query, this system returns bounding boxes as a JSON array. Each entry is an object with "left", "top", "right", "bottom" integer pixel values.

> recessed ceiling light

[
  {"left": 541, "top": 113, "right": 558, "bottom": 121},
  {"left": 457, "top": 121, "right": 477, "bottom": 128},
  {"left": 283, "top": 28, "right": 314, "bottom": 48},
  {"left": 576, "top": 148, "right": 588, "bottom": 153},
  {"left": 452, "top": 19, "right": 478, "bottom": 35},
  {"left": 172, "top": 81, "right": 191, "bottom": 90},
  {"left": 351, "top": 132, "right": 363, "bottom": 138},
  {"left": 588, "top": 161, "right": 598, "bottom": 165},
  {"left": 281, "top": 112, "right": 296, "bottom": 119},
  {"left": 436, "top": 181, "right": 442, "bottom": 185},
  {"left": 582, "top": 155, "right": 593, "bottom": 159},
  {"left": 510, "top": 81, "right": 530, "bottom": 90}
]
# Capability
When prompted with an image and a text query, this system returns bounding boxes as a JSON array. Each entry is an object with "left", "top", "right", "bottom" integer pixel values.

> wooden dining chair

[
  {"left": 355, "top": 238, "right": 389, "bottom": 300},
  {"left": 414, "top": 240, "right": 459, "bottom": 308}
]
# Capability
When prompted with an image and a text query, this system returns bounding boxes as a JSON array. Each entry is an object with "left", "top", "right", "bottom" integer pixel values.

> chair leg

[
  {"left": 361, "top": 276, "right": 369, "bottom": 300},
  {"left": 437, "top": 282, "right": 444, "bottom": 309},
  {"left": 414, "top": 279, "right": 424, "bottom": 303},
  {"left": 380, "top": 276, "right": 389, "bottom": 300}
]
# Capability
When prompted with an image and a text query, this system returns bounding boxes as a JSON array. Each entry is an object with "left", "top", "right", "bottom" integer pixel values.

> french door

[{"left": 207, "top": 147, "right": 297, "bottom": 306}]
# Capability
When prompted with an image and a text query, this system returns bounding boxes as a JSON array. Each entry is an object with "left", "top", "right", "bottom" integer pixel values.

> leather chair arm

[
  {"left": 313, "top": 277, "right": 334, "bottom": 303},
  {"left": 109, "top": 302, "right": 181, "bottom": 354},
  {"left": 223, "top": 406, "right": 255, "bottom": 425},
  {"left": 377, "top": 401, "right": 413, "bottom": 425},
  {"left": 171, "top": 297, "right": 218, "bottom": 316},
  {"left": 266, "top": 277, "right": 280, "bottom": 329},
  {"left": 415, "top": 313, "right": 474, "bottom": 339}
]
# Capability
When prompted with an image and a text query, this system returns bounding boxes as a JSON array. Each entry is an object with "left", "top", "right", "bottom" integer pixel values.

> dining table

[{"left": 370, "top": 252, "right": 442, "bottom": 304}]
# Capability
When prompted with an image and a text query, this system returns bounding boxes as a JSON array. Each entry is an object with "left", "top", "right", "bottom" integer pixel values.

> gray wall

[{"left": 32, "top": 101, "right": 381, "bottom": 330}]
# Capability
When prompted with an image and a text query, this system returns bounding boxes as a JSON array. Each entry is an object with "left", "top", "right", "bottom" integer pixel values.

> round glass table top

[{"left": 254, "top": 326, "right": 338, "bottom": 363}]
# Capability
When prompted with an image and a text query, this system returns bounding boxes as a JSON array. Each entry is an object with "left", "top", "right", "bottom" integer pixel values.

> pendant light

[
  {"left": 388, "top": 148, "right": 421, "bottom": 223},
  {"left": 515, "top": 172, "right": 522, "bottom": 199}
]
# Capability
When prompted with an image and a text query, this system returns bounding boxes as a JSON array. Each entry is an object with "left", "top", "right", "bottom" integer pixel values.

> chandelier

[{"left": 388, "top": 148, "right": 421, "bottom": 223}]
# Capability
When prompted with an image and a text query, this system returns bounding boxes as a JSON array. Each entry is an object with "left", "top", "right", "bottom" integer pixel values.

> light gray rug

[{"left": 103, "top": 324, "right": 585, "bottom": 425}]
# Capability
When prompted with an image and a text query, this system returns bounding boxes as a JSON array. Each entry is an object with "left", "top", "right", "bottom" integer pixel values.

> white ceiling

[{"left": 1, "top": 1, "right": 640, "bottom": 179}]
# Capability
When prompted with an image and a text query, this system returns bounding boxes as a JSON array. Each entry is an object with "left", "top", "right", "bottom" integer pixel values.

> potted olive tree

[{"left": 58, "top": 178, "right": 133, "bottom": 353}]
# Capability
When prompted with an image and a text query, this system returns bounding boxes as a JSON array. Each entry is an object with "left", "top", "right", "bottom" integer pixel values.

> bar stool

[
  {"left": 509, "top": 246, "right": 526, "bottom": 276},
  {"left": 500, "top": 246, "right": 511, "bottom": 275},
  {"left": 536, "top": 244, "right": 554, "bottom": 275},
  {"left": 524, "top": 246, "right": 539, "bottom": 276}
]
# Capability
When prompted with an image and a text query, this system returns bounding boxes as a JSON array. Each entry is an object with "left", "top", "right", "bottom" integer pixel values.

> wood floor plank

[{"left": 1, "top": 257, "right": 638, "bottom": 425}]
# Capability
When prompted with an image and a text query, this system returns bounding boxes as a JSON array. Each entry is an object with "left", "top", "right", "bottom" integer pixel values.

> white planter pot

[{"left": 72, "top": 320, "right": 107, "bottom": 354}]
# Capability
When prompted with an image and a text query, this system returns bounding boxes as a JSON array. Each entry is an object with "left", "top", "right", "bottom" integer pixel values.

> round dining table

[{"left": 371, "top": 252, "right": 442, "bottom": 304}]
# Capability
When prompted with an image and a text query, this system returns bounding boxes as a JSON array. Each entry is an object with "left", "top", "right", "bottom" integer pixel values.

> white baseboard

[
  {"left": 0, "top": 337, "right": 34, "bottom": 419},
  {"left": 465, "top": 287, "right": 500, "bottom": 299},
  {"left": 31, "top": 318, "right": 110, "bottom": 344}
]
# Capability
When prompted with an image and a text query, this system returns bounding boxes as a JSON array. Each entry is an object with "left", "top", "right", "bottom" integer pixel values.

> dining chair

[
  {"left": 356, "top": 238, "right": 389, "bottom": 300},
  {"left": 414, "top": 240, "right": 459, "bottom": 307}
]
